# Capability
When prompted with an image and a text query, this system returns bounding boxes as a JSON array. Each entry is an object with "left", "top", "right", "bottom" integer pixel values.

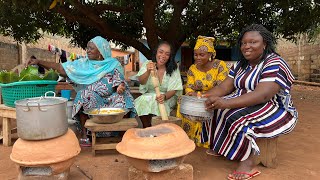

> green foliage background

[{"left": 0, "top": 0, "right": 319, "bottom": 58}]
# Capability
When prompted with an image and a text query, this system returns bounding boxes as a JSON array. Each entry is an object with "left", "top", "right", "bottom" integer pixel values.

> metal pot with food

[
  {"left": 83, "top": 107, "right": 127, "bottom": 124},
  {"left": 15, "top": 91, "right": 68, "bottom": 140}
]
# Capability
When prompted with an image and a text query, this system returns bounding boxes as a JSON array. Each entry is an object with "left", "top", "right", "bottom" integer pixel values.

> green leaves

[
  {"left": 0, "top": 71, "right": 19, "bottom": 84},
  {"left": 19, "top": 66, "right": 39, "bottom": 78},
  {"left": 0, "top": 0, "right": 319, "bottom": 58},
  {"left": 43, "top": 69, "right": 59, "bottom": 81},
  {"left": 0, "top": 66, "right": 59, "bottom": 83},
  {"left": 19, "top": 66, "right": 42, "bottom": 81},
  {"left": 19, "top": 74, "right": 42, "bottom": 81}
]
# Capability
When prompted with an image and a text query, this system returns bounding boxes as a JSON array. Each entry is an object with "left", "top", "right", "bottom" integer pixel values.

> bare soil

[{"left": 1, "top": 84, "right": 319, "bottom": 180}]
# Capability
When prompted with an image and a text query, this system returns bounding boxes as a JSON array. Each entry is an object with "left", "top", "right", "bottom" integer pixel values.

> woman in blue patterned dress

[
  {"left": 203, "top": 24, "right": 298, "bottom": 180},
  {"left": 26, "top": 36, "right": 136, "bottom": 147}
]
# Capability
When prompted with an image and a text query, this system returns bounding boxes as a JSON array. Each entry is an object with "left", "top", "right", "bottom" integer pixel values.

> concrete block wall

[
  {"left": 2, "top": 34, "right": 319, "bottom": 82},
  {"left": 0, "top": 34, "right": 135, "bottom": 75},
  {"left": 0, "top": 41, "right": 19, "bottom": 70},
  {"left": 277, "top": 36, "right": 320, "bottom": 82},
  {"left": 0, "top": 34, "right": 86, "bottom": 71}
]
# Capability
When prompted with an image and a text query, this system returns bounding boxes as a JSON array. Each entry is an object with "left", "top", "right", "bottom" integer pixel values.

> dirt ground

[{"left": 0, "top": 84, "right": 319, "bottom": 180}]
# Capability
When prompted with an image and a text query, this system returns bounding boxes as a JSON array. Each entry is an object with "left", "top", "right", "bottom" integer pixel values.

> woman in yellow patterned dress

[{"left": 177, "top": 36, "right": 229, "bottom": 151}]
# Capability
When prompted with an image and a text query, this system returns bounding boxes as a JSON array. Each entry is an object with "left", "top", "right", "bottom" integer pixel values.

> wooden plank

[
  {"left": 265, "top": 138, "right": 278, "bottom": 168},
  {"left": 92, "top": 132, "right": 96, "bottom": 156},
  {"left": 96, "top": 136, "right": 122, "bottom": 143},
  {"left": 254, "top": 138, "right": 278, "bottom": 168},
  {"left": 85, "top": 118, "right": 138, "bottom": 131},
  {"left": 0, "top": 127, "right": 15, "bottom": 141},
  {"left": 93, "top": 143, "right": 117, "bottom": 150},
  {"left": 0, "top": 104, "right": 16, "bottom": 119},
  {"left": 55, "top": 82, "right": 74, "bottom": 90},
  {"left": 11, "top": 127, "right": 17, "bottom": 134},
  {"left": 3, "top": 117, "right": 11, "bottom": 146},
  {"left": 1, "top": 110, "right": 16, "bottom": 119},
  {"left": 0, "top": 104, "right": 16, "bottom": 111},
  {"left": 0, "top": 88, "right": 2, "bottom": 104}
]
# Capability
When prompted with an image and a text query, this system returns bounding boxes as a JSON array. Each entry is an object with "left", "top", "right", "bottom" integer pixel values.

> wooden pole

[{"left": 150, "top": 69, "right": 169, "bottom": 120}]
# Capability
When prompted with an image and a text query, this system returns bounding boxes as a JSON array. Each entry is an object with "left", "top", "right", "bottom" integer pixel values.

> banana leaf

[
  {"left": 20, "top": 66, "right": 39, "bottom": 78},
  {"left": 0, "top": 71, "right": 5, "bottom": 83},
  {"left": 42, "top": 69, "right": 59, "bottom": 81},
  {"left": 0, "top": 71, "right": 19, "bottom": 84},
  {"left": 19, "top": 74, "right": 42, "bottom": 81}
]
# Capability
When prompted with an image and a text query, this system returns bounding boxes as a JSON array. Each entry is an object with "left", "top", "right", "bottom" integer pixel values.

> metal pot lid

[
  {"left": 15, "top": 96, "right": 67, "bottom": 106},
  {"left": 15, "top": 91, "right": 67, "bottom": 106}
]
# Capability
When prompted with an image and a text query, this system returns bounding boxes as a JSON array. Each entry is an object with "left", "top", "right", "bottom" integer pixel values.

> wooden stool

[
  {"left": 254, "top": 137, "right": 278, "bottom": 168},
  {"left": 0, "top": 104, "right": 17, "bottom": 146},
  {"left": 85, "top": 118, "right": 138, "bottom": 156},
  {"left": 151, "top": 116, "right": 182, "bottom": 126}
]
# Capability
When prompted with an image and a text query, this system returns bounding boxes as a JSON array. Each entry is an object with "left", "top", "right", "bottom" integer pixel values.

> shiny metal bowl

[
  {"left": 83, "top": 107, "right": 127, "bottom": 124},
  {"left": 180, "top": 95, "right": 212, "bottom": 122}
]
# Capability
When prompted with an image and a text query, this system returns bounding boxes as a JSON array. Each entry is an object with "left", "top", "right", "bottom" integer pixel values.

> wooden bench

[
  {"left": 84, "top": 118, "right": 138, "bottom": 156},
  {"left": 254, "top": 137, "right": 278, "bottom": 168},
  {"left": 0, "top": 104, "right": 17, "bottom": 146}
]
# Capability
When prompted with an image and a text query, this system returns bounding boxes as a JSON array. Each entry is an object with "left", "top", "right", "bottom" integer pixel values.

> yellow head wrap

[{"left": 194, "top": 36, "right": 216, "bottom": 54}]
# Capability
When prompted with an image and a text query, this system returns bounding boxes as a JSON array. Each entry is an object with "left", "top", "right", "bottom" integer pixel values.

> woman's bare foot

[
  {"left": 228, "top": 154, "right": 260, "bottom": 180},
  {"left": 206, "top": 149, "right": 221, "bottom": 156}
]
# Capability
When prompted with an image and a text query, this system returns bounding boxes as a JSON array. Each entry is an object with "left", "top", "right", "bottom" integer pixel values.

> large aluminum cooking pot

[
  {"left": 15, "top": 91, "right": 68, "bottom": 140},
  {"left": 180, "top": 95, "right": 212, "bottom": 122}
]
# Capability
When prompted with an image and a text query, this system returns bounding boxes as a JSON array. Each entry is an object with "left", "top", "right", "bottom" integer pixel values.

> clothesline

[
  {"left": 48, "top": 44, "right": 134, "bottom": 65},
  {"left": 48, "top": 44, "right": 85, "bottom": 62}
]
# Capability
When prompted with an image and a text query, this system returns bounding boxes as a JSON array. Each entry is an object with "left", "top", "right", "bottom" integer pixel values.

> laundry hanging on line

[
  {"left": 48, "top": 44, "right": 85, "bottom": 62},
  {"left": 48, "top": 44, "right": 133, "bottom": 65}
]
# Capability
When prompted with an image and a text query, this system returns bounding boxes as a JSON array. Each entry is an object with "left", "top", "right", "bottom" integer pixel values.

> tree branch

[
  {"left": 156, "top": 29, "right": 166, "bottom": 40},
  {"left": 143, "top": 0, "right": 160, "bottom": 54},
  {"left": 93, "top": 4, "right": 135, "bottom": 14},
  {"left": 56, "top": 1, "right": 152, "bottom": 58},
  {"left": 187, "top": 1, "right": 224, "bottom": 39},
  {"left": 165, "top": 0, "right": 189, "bottom": 40},
  {"left": 55, "top": 7, "right": 94, "bottom": 28}
]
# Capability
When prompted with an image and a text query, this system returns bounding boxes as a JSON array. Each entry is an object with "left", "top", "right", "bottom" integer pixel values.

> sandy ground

[{"left": 0, "top": 84, "right": 319, "bottom": 180}]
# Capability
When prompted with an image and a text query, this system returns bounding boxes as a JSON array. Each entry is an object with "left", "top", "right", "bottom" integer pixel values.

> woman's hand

[
  {"left": 25, "top": 57, "right": 39, "bottom": 67},
  {"left": 116, "top": 83, "right": 125, "bottom": 94},
  {"left": 146, "top": 62, "right": 156, "bottom": 72},
  {"left": 201, "top": 93, "right": 209, "bottom": 98},
  {"left": 156, "top": 94, "right": 166, "bottom": 104},
  {"left": 205, "top": 96, "right": 229, "bottom": 110},
  {"left": 186, "top": 92, "right": 197, "bottom": 96}
]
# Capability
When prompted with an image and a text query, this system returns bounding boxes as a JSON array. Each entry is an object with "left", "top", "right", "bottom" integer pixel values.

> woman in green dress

[{"left": 134, "top": 41, "right": 183, "bottom": 128}]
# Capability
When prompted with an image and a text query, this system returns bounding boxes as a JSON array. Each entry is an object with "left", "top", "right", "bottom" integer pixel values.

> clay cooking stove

[
  {"left": 10, "top": 129, "right": 80, "bottom": 180},
  {"left": 117, "top": 123, "right": 195, "bottom": 179}
]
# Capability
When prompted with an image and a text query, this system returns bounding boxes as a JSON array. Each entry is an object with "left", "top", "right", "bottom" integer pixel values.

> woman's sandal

[
  {"left": 79, "top": 138, "right": 92, "bottom": 147},
  {"left": 227, "top": 170, "right": 261, "bottom": 180},
  {"left": 206, "top": 149, "right": 221, "bottom": 157}
]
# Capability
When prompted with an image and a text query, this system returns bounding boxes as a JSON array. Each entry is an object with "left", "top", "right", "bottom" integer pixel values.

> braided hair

[
  {"left": 237, "top": 24, "right": 277, "bottom": 69},
  {"left": 151, "top": 41, "right": 178, "bottom": 76}
]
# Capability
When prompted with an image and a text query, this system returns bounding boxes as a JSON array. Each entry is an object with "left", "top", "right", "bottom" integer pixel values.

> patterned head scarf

[
  {"left": 62, "top": 36, "right": 123, "bottom": 85},
  {"left": 194, "top": 36, "right": 216, "bottom": 54}
]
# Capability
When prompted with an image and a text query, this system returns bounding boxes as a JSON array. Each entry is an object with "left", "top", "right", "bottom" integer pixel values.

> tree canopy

[{"left": 0, "top": 0, "right": 319, "bottom": 59}]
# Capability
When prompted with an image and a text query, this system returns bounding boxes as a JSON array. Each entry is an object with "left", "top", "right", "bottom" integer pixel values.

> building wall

[
  {"left": 0, "top": 35, "right": 134, "bottom": 74},
  {"left": 0, "top": 41, "right": 19, "bottom": 70},
  {"left": 0, "top": 34, "right": 86, "bottom": 71},
  {"left": 2, "top": 34, "right": 320, "bottom": 83},
  {"left": 277, "top": 35, "right": 320, "bottom": 82}
]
